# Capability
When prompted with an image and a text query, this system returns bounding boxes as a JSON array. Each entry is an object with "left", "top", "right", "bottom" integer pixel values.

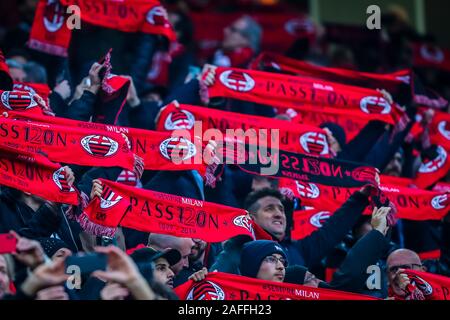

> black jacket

[{"left": 211, "top": 191, "right": 370, "bottom": 274}]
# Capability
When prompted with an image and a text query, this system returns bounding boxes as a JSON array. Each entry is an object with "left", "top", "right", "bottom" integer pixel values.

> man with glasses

[
  {"left": 386, "top": 249, "right": 426, "bottom": 298},
  {"left": 239, "top": 240, "right": 288, "bottom": 282}
]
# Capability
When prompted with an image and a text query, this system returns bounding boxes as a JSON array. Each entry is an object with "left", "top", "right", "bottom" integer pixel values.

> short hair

[
  {"left": 23, "top": 61, "right": 48, "bottom": 84},
  {"left": 239, "top": 15, "right": 263, "bottom": 53},
  {"left": 244, "top": 188, "right": 284, "bottom": 214}
]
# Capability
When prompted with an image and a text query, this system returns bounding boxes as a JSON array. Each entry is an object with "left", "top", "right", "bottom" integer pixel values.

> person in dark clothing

[{"left": 211, "top": 185, "right": 372, "bottom": 274}]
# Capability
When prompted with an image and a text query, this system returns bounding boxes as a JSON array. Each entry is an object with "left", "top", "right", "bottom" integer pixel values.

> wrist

[{"left": 128, "top": 97, "right": 141, "bottom": 108}]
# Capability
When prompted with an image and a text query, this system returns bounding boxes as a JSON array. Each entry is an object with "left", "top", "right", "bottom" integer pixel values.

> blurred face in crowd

[
  {"left": 0, "top": 255, "right": 11, "bottom": 299},
  {"left": 387, "top": 249, "right": 426, "bottom": 296},
  {"left": 171, "top": 238, "right": 195, "bottom": 275},
  {"left": 154, "top": 257, "right": 175, "bottom": 289},
  {"left": 222, "top": 18, "right": 250, "bottom": 51},
  {"left": 250, "top": 196, "right": 286, "bottom": 241},
  {"left": 9, "top": 67, "right": 26, "bottom": 82},
  {"left": 257, "top": 253, "right": 286, "bottom": 282},
  {"left": 189, "top": 238, "right": 207, "bottom": 263},
  {"left": 383, "top": 152, "right": 403, "bottom": 177}
]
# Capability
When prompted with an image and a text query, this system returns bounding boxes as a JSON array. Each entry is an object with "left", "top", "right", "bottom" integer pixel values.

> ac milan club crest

[
  {"left": 295, "top": 181, "right": 320, "bottom": 199},
  {"left": 81, "top": 135, "right": 119, "bottom": 158},
  {"left": 1, "top": 91, "right": 38, "bottom": 110},
  {"left": 438, "top": 120, "right": 450, "bottom": 140},
  {"left": 219, "top": 70, "right": 255, "bottom": 92},
  {"left": 52, "top": 167, "right": 75, "bottom": 192},
  {"left": 233, "top": 215, "right": 254, "bottom": 233},
  {"left": 186, "top": 281, "right": 225, "bottom": 300},
  {"left": 431, "top": 194, "right": 448, "bottom": 210},
  {"left": 116, "top": 170, "right": 138, "bottom": 186},
  {"left": 146, "top": 6, "right": 169, "bottom": 27},
  {"left": 420, "top": 44, "right": 444, "bottom": 64},
  {"left": 309, "top": 211, "right": 331, "bottom": 228},
  {"left": 164, "top": 109, "right": 195, "bottom": 130},
  {"left": 360, "top": 96, "right": 391, "bottom": 115},
  {"left": 299, "top": 132, "right": 329, "bottom": 155},
  {"left": 43, "top": 0, "right": 65, "bottom": 33},
  {"left": 409, "top": 275, "right": 433, "bottom": 296},
  {"left": 419, "top": 146, "right": 447, "bottom": 173},
  {"left": 159, "top": 137, "right": 197, "bottom": 161},
  {"left": 100, "top": 187, "right": 123, "bottom": 209}
]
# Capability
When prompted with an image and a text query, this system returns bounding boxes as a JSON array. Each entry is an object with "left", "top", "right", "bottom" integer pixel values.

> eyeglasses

[
  {"left": 263, "top": 255, "right": 287, "bottom": 267},
  {"left": 388, "top": 264, "right": 422, "bottom": 273}
]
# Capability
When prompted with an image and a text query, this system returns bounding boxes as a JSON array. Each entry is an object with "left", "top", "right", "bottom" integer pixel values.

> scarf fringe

[{"left": 77, "top": 213, "right": 117, "bottom": 238}]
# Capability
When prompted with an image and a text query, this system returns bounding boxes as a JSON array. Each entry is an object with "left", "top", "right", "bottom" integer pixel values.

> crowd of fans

[{"left": 0, "top": 0, "right": 449, "bottom": 300}]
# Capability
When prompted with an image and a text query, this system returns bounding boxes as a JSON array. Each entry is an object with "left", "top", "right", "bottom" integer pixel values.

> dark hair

[{"left": 244, "top": 188, "right": 285, "bottom": 213}]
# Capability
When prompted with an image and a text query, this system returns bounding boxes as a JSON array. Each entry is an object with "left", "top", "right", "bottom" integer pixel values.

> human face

[
  {"left": 9, "top": 68, "right": 26, "bottom": 82},
  {"left": 222, "top": 18, "right": 250, "bottom": 51},
  {"left": 189, "top": 239, "right": 207, "bottom": 263},
  {"left": 0, "top": 255, "right": 11, "bottom": 299},
  {"left": 256, "top": 253, "right": 286, "bottom": 282},
  {"left": 171, "top": 239, "right": 195, "bottom": 275},
  {"left": 387, "top": 250, "right": 425, "bottom": 296},
  {"left": 153, "top": 258, "right": 175, "bottom": 289},
  {"left": 383, "top": 152, "right": 403, "bottom": 177},
  {"left": 251, "top": 196, "right": 286, "bottom": 240}
]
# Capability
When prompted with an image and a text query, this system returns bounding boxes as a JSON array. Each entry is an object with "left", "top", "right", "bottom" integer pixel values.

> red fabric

[
  {"left": 81, "top": 179, "right": 255, "bottom": 242},
  {"left": 429, "top": 110, "right": 450, "bottom": 152},
  {"left": 250, "top": 52, "right": 412, "bottom": 99},
  {"left": 413, "top": 145, "right": 450, "bottom": 189},
  {"left": 190, "top": 12, "right": 315, "bottom": 62},
  {"left": 28, "top": 0, "right": 71, "bottom": 57},
  {"left": 174, "top": 272, "right": 377, "bottom": 300},
  {"left": 433, "top": 182, "right": 450, "bottom": 193},
  {"left": 291, "top": 208, "right": 331, "bottom": 240},
  {"left": 7, "top": 111, "right": 208, "bottom": 175},
  {"left": 13, "top": 82, "right": 51, "bottom": 105},
  {"left": 281, "top": 178, "right": 449, "bottom": 222},
  {"left": 206, "top": 66, "right": 403, "bottom": 125},
  {"left": 392, "top": 270, "right": 450, "bottom": 300},
  {"left": 0, "top": 116, "right": 135, "bottom": 170},
  {"left": 412, "top": 43, "right": 450, "bottom": 73},
  {"left": 60, "top": 0, "right": 176, "bottom": 42},
  {"left": 156, "top": 103, "right": 331, "bottom": 156},
  {"left": 0, "top": 90, "right": 46, "bottom": 115},
  {"left": 325, "top": 268, "right": 337, "bottom": 283},
  {"left": 418, "top": 249, "right": 441, "bottom": 261},
  {"left": 0, "top": 50, "right": 13, "bottom": 91},
  {"left": 0, "top": 144, "right": 79, "bottom": 205}
]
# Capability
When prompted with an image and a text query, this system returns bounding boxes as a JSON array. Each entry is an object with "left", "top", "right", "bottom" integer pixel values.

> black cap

[{"left": 130, "top": 247, "right": 181, "bottom": 266}]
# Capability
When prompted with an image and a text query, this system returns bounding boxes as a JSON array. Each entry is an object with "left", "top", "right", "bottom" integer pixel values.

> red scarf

[
  {"left": 412, "top": 43, "right": 450, "bottom": 73},
  {"left": 13, "top": 82, "right": 51, "bottom": 106},
  {"left": 7, "top": 111, "right": 209, "bottom": 175},
  {"left": 250, "top": 52, "right": 413, "bottom": 105},
  {"left": 81, "top": 179, "right": 255, "bottom": 242},
  {"left": 206, "top": 66, "right": 403, "bottom": 125},
  {"left": 174, "top": 272, "right": 377, "bottom": 300},
  {"left": 235, "top": 147, "right": 377, "bottom": 188},
  {"left": 0, "top": 50, "right": 13, "bottom": 90},
  {"left": 60, "top": 0, "right": 176, "bottom": 42},
  {"left": 156, "top": 103, "right": 331, "bottom": 157},
  {"left": 281, "top": 178, "right": 449, "bottom": 222},
  {"left": 28, "top": 0, "right": 72, "bottom": 57},
  {"left": 429, "top": 110, "right": 450, "bottom": 152},
  {"left": 0, "top": 116, "right": 135, "bottom": 170},
  {"left": 433, "top": 182, "right": 450, "bottom": 193},
  {"left": 413, "top": 145, "right": 450, "bottom": 189},
  {"left": 0, "top": 144, "right": 78, "bottom": 205},
  {"left": 390, "top": 270, "right": 450, "bottom": 300},
  {"left": 0, "top": 90, "right": 47, "bottom": 115}
]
